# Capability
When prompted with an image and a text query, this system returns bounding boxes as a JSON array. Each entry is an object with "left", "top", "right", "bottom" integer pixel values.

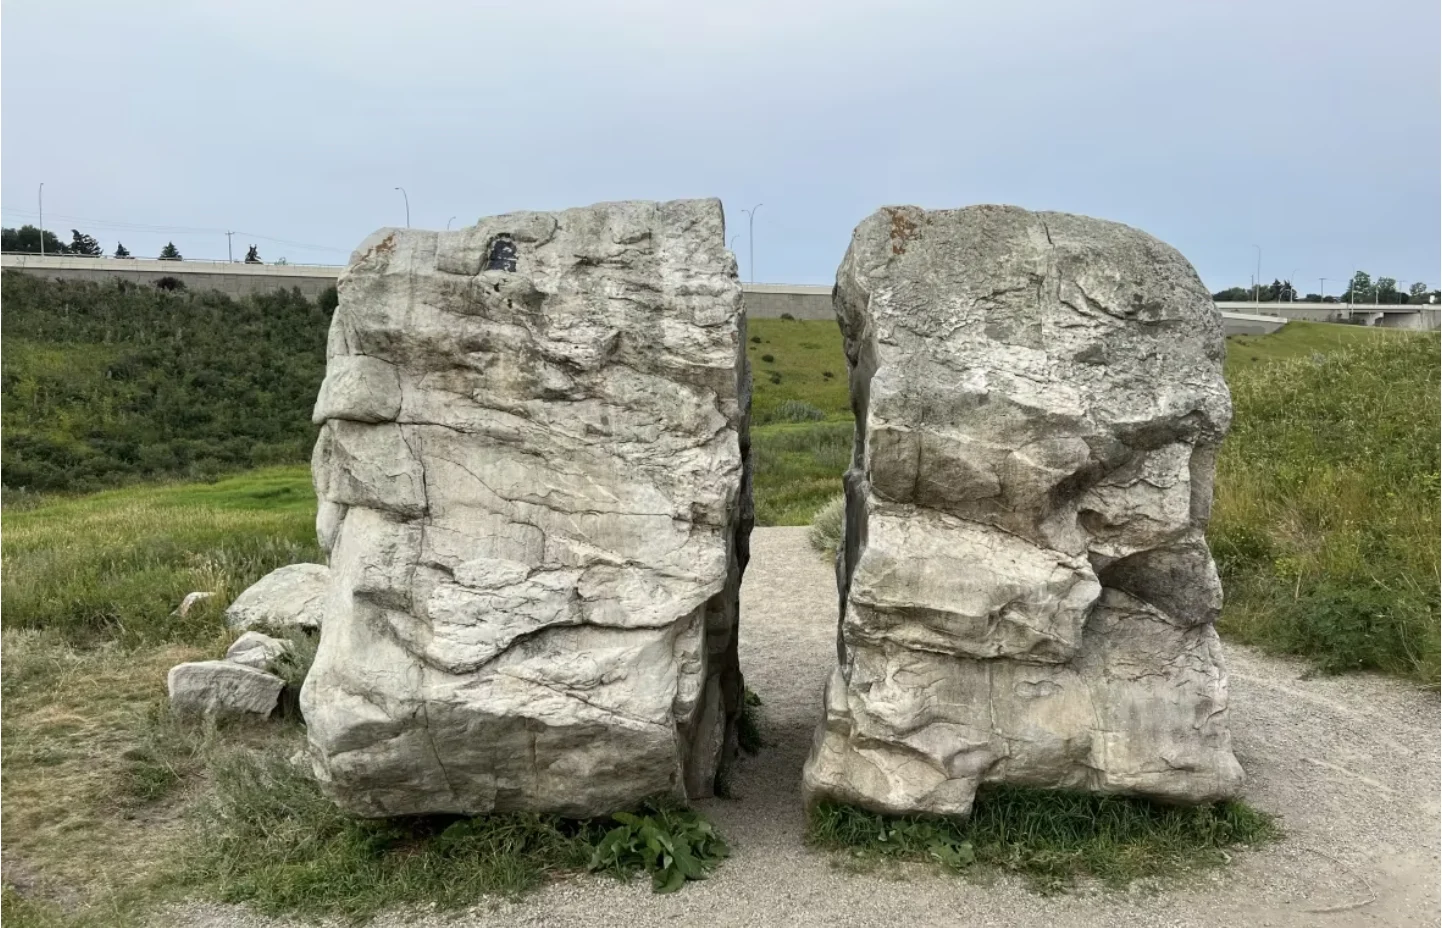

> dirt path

[{"left": 170, "top": 527, "right": 1440, "bottom": 928}]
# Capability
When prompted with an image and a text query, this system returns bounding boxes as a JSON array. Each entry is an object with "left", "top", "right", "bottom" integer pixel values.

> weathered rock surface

[
  {"left": 301, "top": 199, "right": 752, "bottom": 818},
  {"left": 224, "top": 564, "right": 329, "bottom": 631},
  {"left": 225, "top": 630, "right": 292, "bottom": 671},
  {"left": 802, "top": 205, "right": 1243, "bottom": 817},
  {"left": 168, "top": 661, "right": 284, "bottom": 719}
]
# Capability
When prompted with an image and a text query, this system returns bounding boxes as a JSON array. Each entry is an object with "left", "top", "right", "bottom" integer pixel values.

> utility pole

[
  {"left": 226, "top": 231, "right": 235, "bottom": 263},
  {"left": 741, "top": 203, "right": 763, "bottom": 284},
  {"left": 1251, "top": 245, "right": 1261, "bottom": 303},
  {"left": 395, "top": 187, "right": 410, "bottom": 228},
  {"left": 1319, "top": 277, "right": 1327, "bottom": 303},
  {"left": 38, "top": 182, "right": 44, "bottom": 256}
]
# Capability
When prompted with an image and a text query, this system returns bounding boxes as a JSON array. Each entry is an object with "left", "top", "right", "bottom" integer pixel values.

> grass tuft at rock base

[{"left": 807, "top": 788, "right": 1279, "bottom": 892}]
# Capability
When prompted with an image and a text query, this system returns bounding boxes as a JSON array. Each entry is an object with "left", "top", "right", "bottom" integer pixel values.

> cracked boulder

[
  {"left": 301, "top": 199, "right": 752, "bottom": 818},
  {"left": 802, "top": 205, "right": 1244, "bottom": 817}
]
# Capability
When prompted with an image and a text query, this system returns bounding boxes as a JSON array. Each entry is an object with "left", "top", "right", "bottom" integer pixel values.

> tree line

[
  {"left": 2, "top": 225, "right": 271, "bottom": 264},
  {"left": 1213, "top": 271, "right": 1439, "bottom": 306}
]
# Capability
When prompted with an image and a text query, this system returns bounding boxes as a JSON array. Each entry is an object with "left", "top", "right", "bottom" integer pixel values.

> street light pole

[
  {"left": 446, "top": 216, "right": 457, "bottom": 230},
  {"left": 1251, "top": 245, "right": 1261, "bottom": 303},
  {"left": 1319, "top": 278, "right": 1328, "bottom": 304},
  {"left": 38, "top": 183, "right": 44, "bottom": 256},
  {"left": 741, "top": 203, "right": 763, "bottom": 284},
  {"left": 1288, "top": 268, "right": 1299, "bottom": 302},
  {"left": 226, "top": 231, "right": 235, "bottom": 263},
  {"left": 395, "top": 187, "right": 410, "bottom": 228}
]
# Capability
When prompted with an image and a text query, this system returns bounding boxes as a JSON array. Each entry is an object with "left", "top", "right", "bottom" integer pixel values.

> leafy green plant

[{"left": 588, "top": 801, "right": 729, "bottom": 893}]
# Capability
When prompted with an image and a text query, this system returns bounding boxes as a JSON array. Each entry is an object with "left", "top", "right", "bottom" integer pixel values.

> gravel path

[{"left": 168, "top": 527, "right": 1440, "bottom": 928}]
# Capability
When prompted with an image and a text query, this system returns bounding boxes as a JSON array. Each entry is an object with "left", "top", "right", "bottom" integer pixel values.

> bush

[
  {"left": 760, "top": 353, "right": 775, "bottom": 363},
  {"left": 807, "top": 494, "right": 846, "bottom": 560}
]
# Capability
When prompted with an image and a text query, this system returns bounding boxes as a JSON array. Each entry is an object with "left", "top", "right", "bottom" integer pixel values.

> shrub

[
  {"left": 807, "top": 493, "right": 846, "bottom": 560},
  {"left": 779, "top": 312, "right": 795, "bottom": 320},
  {"left": 749, "top": 335, "right": 762, "bottom": 344},
  {"left": 760, "top": 353, "right": 775, "bottom": 363}
]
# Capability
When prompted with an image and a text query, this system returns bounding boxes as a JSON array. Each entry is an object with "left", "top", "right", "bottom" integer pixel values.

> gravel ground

[{"left": 166, "top": 527, "right": 1440, "bottom": 928}]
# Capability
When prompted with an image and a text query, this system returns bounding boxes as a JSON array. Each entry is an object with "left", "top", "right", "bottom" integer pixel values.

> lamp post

[
  {"left": 38, "top": 182, "right": 44, "bottom": 256},
  {"left": 1319, "top": 277, "right": 1328, "bottom": 304},
  {"left": 1251, "top": 245, "right": 1261, "bottom": 303},
  {"left": 1288, "top": 268, "right": 1299, "bottom": 302},
  {"left": 741, "top": 203, "right": 763, "bottom": 284},
  {"left": 446, "top": 216, "right": 457, "bottom": 230},
  {"left": 395, "top": 187, "right": 410, "bottom": 228}
]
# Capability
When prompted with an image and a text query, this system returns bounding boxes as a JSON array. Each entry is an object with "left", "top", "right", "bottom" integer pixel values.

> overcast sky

[{"left": 3, "top": 0, "right": 1438, "bottom": 293}]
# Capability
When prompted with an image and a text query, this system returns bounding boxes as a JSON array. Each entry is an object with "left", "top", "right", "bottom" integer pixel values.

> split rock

[
  {"left": 802, "top": 205, "right": 1244, "bottom": 817},
  {"left": 301, "top": 198, "right": 752, "bottom": 818}
]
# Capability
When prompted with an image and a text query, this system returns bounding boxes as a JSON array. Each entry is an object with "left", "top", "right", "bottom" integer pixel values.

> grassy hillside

[
  {"left": 1212, "top": 334, "right": 1439, "bottom": 682},
  {"left": 1, "top": 272, "right": 333, "bottom": 494}
]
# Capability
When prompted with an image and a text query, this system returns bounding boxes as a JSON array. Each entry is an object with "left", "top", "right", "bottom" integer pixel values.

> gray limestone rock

[
  {"left": 802, "top": 205, "right": 1243, "bottom": 817},
  {"left": 168, "top": 660, "right": 283, "bottom": 719},
  {"left": 225, "top": 630, "right": 293, "bottom": 671},
  {"left": 301, "top": 198, "right": 752, "bottom": 818},
  {"left": 224, "top": 563, "right": 329, "bottom": 631}
]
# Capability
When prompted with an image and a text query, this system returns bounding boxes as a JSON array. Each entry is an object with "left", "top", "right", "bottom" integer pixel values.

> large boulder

[
  {"left": 225, "top": 564, "right": 329, "bottom": 631},
  {"left": 168, "top": 661, "right": 283, "bottom": 719},
  {"left": 301, "top": 199, "right": 752, "bottom": 818},
  {"left": 802, "top": 205, "right": 1244, "bottom": 817}
]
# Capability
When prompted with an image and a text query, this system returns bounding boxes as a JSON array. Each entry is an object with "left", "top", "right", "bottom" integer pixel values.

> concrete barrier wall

[{"left": 5, "top": 256, "right": 1432, "bottom": 332}]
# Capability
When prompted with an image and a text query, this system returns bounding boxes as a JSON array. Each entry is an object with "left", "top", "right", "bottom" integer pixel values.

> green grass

[
  {"left": 1, "top": 467, "right": 319, "bottom": 647},
  {"left": 751, "top": 420, "right": 852, "bottom": 526},
  {"left": 809, "top": 790, "right": 1279, "bottom": 892},
  {"left": 1223, "top": 320, "right": 1394, "bottom": 372},
  {"left": 1210, "top": 332, "right": 1440, "bottom": 684},
  {"left": 745, "top": 319, "right": 850, "bottom": 422},
  {"left": 1, "top": 273, "right": 332, "bottom": 494},
  {"left": 176, "top": 747, "right": 728, "bottom": 918}
]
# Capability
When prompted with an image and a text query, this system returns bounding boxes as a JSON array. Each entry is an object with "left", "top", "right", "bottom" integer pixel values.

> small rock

[
  {"left": 174, "top": 591, "right": 215, "bottom": 617},
  {"left": 224, "top": 563, "right": 328, "bottom": 631},
  {"left": 168, "top": 661, "right": 283, "bottom": 719},
  {"left": 225, "top": 630, "right": 292, "bottom": 671}
]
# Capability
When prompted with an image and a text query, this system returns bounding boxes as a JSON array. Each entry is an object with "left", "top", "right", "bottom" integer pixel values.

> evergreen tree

[
  {"left": 244, "top": 244, "right": 262, "bottom": 264},
  {"left": 69, "top": 229, "right": 103, "bottom": 256},
  {"left": 114, "top": 243, "right": 132, "bottom": 259},
  {"left": 159, "top": 242, "right": 182, "bottom": 261}
]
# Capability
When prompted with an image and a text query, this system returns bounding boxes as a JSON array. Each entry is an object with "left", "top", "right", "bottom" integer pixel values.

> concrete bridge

[{"left": 5, "top": 253, "right": 1435, "bottom": 333}]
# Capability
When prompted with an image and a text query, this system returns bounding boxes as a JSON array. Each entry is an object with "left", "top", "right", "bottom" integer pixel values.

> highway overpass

[{"left": 5, "top": 253, "right": 1435, "bottom": 333}]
